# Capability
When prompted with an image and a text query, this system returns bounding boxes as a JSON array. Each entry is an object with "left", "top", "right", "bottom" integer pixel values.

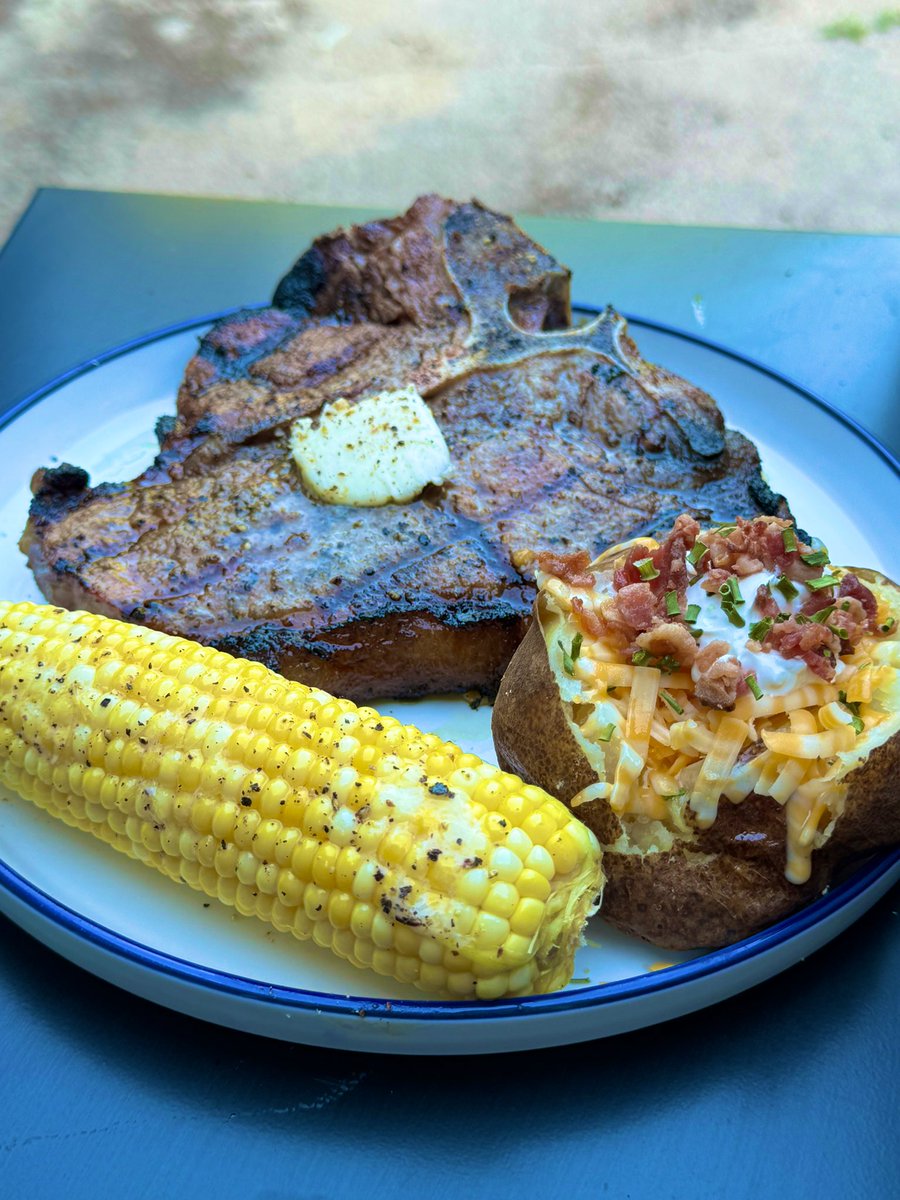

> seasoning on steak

[{"left": 21, "top": 195, "right": 790, "bottom": 701}]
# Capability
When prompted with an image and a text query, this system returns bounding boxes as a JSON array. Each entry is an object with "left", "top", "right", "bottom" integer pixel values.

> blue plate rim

[{"left": 1, "top": 307, "right": 897, "bottom": 1025}]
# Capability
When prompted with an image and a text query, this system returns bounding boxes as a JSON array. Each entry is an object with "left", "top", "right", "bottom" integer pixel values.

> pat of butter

[{"left": 290, "top": 386, "right": 452, "bottom": 506}]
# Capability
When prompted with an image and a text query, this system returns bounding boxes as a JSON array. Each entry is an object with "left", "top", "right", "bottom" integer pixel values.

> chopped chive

[
  {"left": 660, "top": 690, "right": 684, "bottom": 714},
  {"left": 558, "top": 632, "right": 582, "bottom": 676},
  {"left": 596, "top": 723, "right": 615, "bottom": 742},
  {"left": 665, "top": 590, "right": 681, "bottom": 617},
  {"left": 631, "top": 649, "right": 651, "bottom": 666},
  {"left": 840, "top": 600, "right": 851, "bottom": 611},
  {"left": 782, "top": 528, "right": 798, "bottom": 553},
  {"left": 748, "top": 617, "right": 773, "bottom": 642},
  {"left": 774, "top": 612, "right": 791, "bottom": 623},
  {"left": 745, "top": 674, "right": 764, "bottom": 700},
  {"left": 715, "top": 523, "right": 737, "bottom": 535},
  {"left": 774, "top": 576, "right": 799, "bottom": 601},
  {"left": 800, "top": 547, "right": 829, "bottom": 567},
  {"left": 879, "top": 617, "right": 896, "bottom": 634},
  {"left": 726, "top": 576, "right": 744, "bottom": 605},
  {"left": 835, "top": 627, "right": 849, "bottom": 640},
  {"left": 690, "top": 627, "right": 704, "bottom": 639},
  {"left": 687, "top": 540, "right": 708, "bottom": 566},
  {"left": 806, "top": 575, "right": 839, "bottom": 591},
  {"left": 810, "top": 605, "right": 836, "bottom": 625},
  {"left": 838, "top": 693, "right": 865, "bottom": 733},
  {"left": 635, "top": 557, "right": 659, "bottom": 581},
  {"left": 685, "top": 603, "right": 701, "bottom": 624},
  {"left": 656, "top": 655, "right": 681, "bottom": 674},
  {"left": 822, "top": 648, "right": 833, "bottom": 658},
  {"left": 795, "top": 614, "right": 812, "bottom": 625},
  {"left": 722, "top": 603, "right": 745, "bottom": 628}
]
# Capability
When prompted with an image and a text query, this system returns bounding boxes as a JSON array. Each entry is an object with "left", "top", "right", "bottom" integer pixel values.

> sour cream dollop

[{"left": 686, "top": 569, "right": 817, "bottom": 696}]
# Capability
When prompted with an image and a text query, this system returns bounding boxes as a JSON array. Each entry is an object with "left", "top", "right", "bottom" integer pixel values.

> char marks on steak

[{"left": 22, "top": 196, "right": 790, "bottom": 700}]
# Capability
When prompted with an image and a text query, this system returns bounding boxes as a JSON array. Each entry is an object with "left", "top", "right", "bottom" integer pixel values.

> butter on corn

[{"left": 0, "top": 602, "right": 603, "bottom": 1000}]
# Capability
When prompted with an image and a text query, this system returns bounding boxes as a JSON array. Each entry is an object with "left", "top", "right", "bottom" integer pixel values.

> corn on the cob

[{"left": 0, "top": 602, "right": 602, "bottom": 999}]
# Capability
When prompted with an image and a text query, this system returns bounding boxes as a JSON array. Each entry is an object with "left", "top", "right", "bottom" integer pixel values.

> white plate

[{"left": 0, "top": 314, "right": 897, "bottom": 1055}]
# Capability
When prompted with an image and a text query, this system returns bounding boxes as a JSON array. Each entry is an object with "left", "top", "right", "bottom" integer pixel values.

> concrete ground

[{"left": 1, "top": 0, "right": 898, "bottom": 240}]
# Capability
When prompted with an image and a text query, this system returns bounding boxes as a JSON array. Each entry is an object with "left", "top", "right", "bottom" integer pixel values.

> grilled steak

[{"left": 22, "top": 196, "right": 789, "bottom": 700}]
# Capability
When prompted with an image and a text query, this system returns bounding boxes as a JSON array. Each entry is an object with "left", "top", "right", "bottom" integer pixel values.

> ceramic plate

[{"left": 0, "top": 313, "right": 897, "bottom": 1055}]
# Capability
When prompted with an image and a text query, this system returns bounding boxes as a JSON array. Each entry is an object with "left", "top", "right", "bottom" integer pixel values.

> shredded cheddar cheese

[{"left": 540, "top": 560, "right": 900, "bottom": 886}]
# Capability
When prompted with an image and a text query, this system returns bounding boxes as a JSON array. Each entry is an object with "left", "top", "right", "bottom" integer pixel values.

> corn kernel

[
  {"left": 445, "top": 970, "right": 477, "bottom": 997},
  {"left": 524, "top": 844, "right": 555, "bottom": 879},
  {"left": 419, "top": 962, "right": 448, "bottom": 992},
  {"left": 510, "top": 896, "right": 544, "bottom": 937},
  {"left": 350, "top": 903, "right": 374, "bottom": 940},
  {"left": 211, "top": 801, "right": 238, "bottom": 841},
  {"left": 236, "top": 850, "right": 258, "bottom": 885},
  {"left": 471, "top": 911, "right": 510, "bottom": 948},
  {"left": 332, "top": 927, "right": 356, "bottom": 960},
  {"left": 312, "top": 922, "right": 334, "bottom": 950},
  {"left": 370, "top": 948, "right": 397, "bottom": 977},
  {"left": 233, "top": 809, "right": 260, "bottom": 850},
  {"left": 395, "top": 955, "right": 420, "bottom": 984},
  {"left": 311, "top": 842, "right": 340, "bottom": 888},
  {"left": 255, "top": 862, "right": 279, "bottom": 895},
  {"left": 327, "top": 891, "right": 355, "bottom": 930},
  {"left": 335, "top": 845, "right": 363, "bottom": 893},
  {"left": 516, "top": 868, "right": 552, "bottom": 901},
  {"left": 303, "top": 884, "right": 328, "bottom": 920},
  {"left": 522, "top": 809, "right": 558, "bottom": 845},
  {"left": 483, "top": 881, "right": 519, "bottom": 920},
  {"left": 371, "top": 911, "right": 395, "bottom": 950},
  {"left": 290, "top": 838, "right": 318, "bottom": 882}
]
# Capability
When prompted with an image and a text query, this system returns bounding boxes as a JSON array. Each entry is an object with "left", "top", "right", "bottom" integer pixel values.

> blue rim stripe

[
  {"left": 0, "top": 844, "right": 897, "bottom": 1021},
  {"left": 1, "top": 308, "right": 898, "bottom": 1025}
]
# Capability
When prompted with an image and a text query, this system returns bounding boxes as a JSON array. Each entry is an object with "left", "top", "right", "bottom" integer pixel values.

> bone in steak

[{"left": 22, "top": 196, "right": 789, "bottom": 701}]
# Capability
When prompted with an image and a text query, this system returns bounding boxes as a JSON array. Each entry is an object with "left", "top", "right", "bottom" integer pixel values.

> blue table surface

[{"left": 0, "top": 189, "right": 897, "bottom": 1199}]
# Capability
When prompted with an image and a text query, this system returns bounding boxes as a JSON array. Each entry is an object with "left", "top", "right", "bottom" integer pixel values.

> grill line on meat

[{"left": 21, "top": 196, "right": 790, "bottom": 700}]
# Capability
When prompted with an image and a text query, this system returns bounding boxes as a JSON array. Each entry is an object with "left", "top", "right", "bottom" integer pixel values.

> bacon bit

[
  {"left": 537, "top": 549, "right": 595, "bottom": 589},
  {"left": 754, "top": 584, "right": 780, "bottom": 618},
  {"left": 571, "top": 595, "right": 605, "bottom": 639},
  {"left": 703, "top": 516, "right": 821, "bottom": 582},
  {"left": 614, "top": 582, "right": 659, "bottom": 632},
  {"left": 766, "top": 618, "right": 841, "bottom": 679},
  {"left": 800, "top": 587, "right": 835, "bottom": 618},
  {"left": 635, "top": 621, "right": 699, "bottom": 667},
  {"left": 693, "top": 655, "right": 744, "bottom": 709},
  {"left": 700, "top": 568, "right": 732, "bottom": 595},
  {"left": 838, "top": 573, "right": 878, "bottom": 625},
  {"left": 732, "top": 553, "right": 764, "bottom": 577},
  {"left": 694, "top": 639, "right": 731, "bottom": 672},
  {"left": 614, "top": 514, "right": 699, "bottom": 601}
]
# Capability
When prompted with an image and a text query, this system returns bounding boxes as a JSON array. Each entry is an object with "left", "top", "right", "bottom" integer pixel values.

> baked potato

[{"left": 492, "top": 513, "right": 900, "bottom": 949}]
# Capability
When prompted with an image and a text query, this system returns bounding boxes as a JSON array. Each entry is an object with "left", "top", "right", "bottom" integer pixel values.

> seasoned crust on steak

[{"left": 22, "top": 195, "right": 791, "bottom": 701}]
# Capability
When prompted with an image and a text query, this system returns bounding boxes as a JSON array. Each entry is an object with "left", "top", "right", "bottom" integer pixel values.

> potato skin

[
  {"left": 492, "top": 574, "right": 900, "bottom": 950},
  {"left": 494, "top": 618, "right": 611, "bottom": 825},
  {"left": 597, "top": 797, "right": 829, "bottom": 950}
]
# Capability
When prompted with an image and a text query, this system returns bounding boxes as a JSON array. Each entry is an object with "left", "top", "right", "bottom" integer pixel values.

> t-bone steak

[{"left": 22, "top": 195, "right": 789, "bottom": 700}]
